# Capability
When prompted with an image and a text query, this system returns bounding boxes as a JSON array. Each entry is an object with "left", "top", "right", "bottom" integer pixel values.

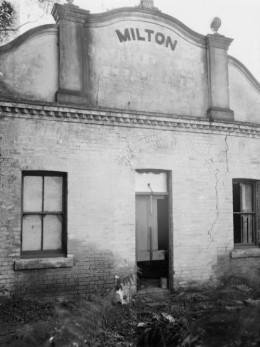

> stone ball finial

[
  {"left": 139, "top": 0, "right": 155, "bottom": 10},
  {"left": 137, "top": 0, "right": 160, "bottom": 12},
  {"left": 210, "top": 17, "right": 221, "bottom": 33},
  {"left": 66, "top": 0, "right": 74, "bottom": 4}
]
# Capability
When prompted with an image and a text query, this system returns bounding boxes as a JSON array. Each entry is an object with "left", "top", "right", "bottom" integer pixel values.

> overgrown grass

[{"left": 1, "top": 275, "right": 260, "bottom": 346}]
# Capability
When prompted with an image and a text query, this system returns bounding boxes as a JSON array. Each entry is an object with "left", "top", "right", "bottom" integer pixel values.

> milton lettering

[{"left": 116, "top": 28, "right": 178, "bottom": 51}]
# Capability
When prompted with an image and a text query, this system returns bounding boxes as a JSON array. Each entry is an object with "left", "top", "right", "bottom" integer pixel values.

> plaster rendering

[{"left": 0, "top": 24, "right": 58, "bottom": 102}]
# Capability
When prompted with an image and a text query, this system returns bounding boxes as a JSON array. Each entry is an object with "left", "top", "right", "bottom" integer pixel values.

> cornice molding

[
  {"left": 0, "top": 101, "right": 260, "bottom": 139},
  {"left": 206, "top": 33, "right": 233, "bottom": 50},
  {"left": 52, "top": 3, "right": 89, "bottom": 24},
  {"left": 87, "top": 8, "right": 206, "bottom": 47},
  {"left": 0, "top": 25, "right": 58, "bottom": 54},
  {"left": 228, "top": 55, "right": 260, "bottom": 93}
]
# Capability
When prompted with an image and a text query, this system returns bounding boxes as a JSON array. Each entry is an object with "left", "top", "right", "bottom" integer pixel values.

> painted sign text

[{"left": 116, "top": 28, "right": 178, "bottom": 51}]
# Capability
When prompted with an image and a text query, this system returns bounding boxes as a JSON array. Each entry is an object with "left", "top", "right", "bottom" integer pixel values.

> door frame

[{"left": 135, "top": 170, "right": 173, "bottom": 290}]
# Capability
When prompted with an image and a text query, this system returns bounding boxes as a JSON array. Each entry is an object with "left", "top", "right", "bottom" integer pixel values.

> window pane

[
  {"left": 44, "top": 176, "right": 63, "bottom": 212},
  {"left": 241, "top": 214, "right": 254, "bottom": 243},
  {"left": 43, "top": 215, "right": 62, "bottom": 250},
  {"left": 233, "top": 181, "right": 255, "bottom": 244},
  {"left": 241, "top": 183, "right": 253, "bottom": 212},
  {"left": 23, "top": 176, "right": 42, "bottom": 212},
  {"left": 233, "top": 214, "right": 242, "bottom": 243},
  {"left": 135, "top": 172, "right": 167, "bottom": 193},
  {"left": 22, "top": 215, "right": 41, "bottom": 251},
  {"left": 233, "top": 182, "right": 241, "bottom": 213}
]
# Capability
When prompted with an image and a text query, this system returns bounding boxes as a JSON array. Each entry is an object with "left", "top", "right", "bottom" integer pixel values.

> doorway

[{"left": 135, "top": 171, "right": 169, "bottom": 290}]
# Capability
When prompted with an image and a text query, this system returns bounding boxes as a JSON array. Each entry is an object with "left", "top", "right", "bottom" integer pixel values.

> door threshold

[
  {"left": 137, "top": 278, "right": 169, "bottom": 294},
  {"left": 138, "top": 287, "right": 170, "bottom": 296}
]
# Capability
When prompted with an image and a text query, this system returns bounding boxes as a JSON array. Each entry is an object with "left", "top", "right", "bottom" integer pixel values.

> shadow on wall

[{"left": 12, "top": 238, "right": 136, "bottom": 300}]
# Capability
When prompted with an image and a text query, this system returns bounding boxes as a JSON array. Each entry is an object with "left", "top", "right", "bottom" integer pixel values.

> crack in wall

[
  {"left": 126, "top": 144, "right": 134, "bottom": 170},
  {"left": 116, "top": 134, "right": 168, "bottom": 170},
  {"left": 117, "top": 144, "right": 135, "bottom": 170},
  {"left": 95, "top": 75, "right": 100, "bottom": 106},
  {"left": 224, "top": 135, "right": 229, "bottom": 174},
  {"left": 208, "top": 166, "right": 219, "bottom": 242},
  {"left": 208, "top": 136, "right": 229, "bottom": 241}
]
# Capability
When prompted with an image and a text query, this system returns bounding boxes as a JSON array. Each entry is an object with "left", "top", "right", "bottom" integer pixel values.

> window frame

[
  {"left": 232, "top": 178, "right": 257, "bottom": 248},
  {"left": 21, "top": 171, "right": 67, "bottom": 258}
]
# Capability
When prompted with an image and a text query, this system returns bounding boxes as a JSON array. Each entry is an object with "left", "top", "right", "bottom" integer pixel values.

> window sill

[
  {"left": 231, "top": 248, "right": 260, "bottom": 259},
  {"left": 14, "top": 254, "right": 74, "bottom": 270}
]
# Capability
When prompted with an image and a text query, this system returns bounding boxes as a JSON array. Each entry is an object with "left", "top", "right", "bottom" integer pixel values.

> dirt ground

[{"left": 0, "top": 277, "right": 260, "bottom": 347}]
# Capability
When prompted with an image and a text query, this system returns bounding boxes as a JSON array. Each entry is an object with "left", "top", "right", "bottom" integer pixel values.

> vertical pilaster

[
  {"left": 206, "top": 33, "right": 234, "bottom": 121},
  {"left": 52, "top": 3, "right": 89, "bottom": 105}
]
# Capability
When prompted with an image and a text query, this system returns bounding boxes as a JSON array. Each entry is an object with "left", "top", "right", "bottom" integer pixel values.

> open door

[
  {"left": 136, "top": 195, "right": 168, "bottom": 262},
  {"left": 135, "top": 171, "right": 169, "bottom": 289}
]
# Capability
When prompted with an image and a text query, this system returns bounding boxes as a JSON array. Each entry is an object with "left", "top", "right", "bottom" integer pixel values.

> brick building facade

[{"left": 1, "top": 1, "right": 260, "bottom": 299}]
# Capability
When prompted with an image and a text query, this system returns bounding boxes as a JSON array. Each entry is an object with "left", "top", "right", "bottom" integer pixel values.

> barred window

[{"left": 233, "top": 179, "right": 260, "bottom": 246}]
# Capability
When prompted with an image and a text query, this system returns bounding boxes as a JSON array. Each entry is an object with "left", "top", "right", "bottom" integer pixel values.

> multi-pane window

[
  {"left": 233, "top": 180, "right": 259, "bottom": 245},
  {"left": 22, "top": 172, "right": 67, "bottom": 256}
]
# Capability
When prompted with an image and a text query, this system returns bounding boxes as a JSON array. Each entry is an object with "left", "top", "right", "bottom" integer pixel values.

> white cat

[{"left": 113, "top": 275, "right": 133, "bottom": 305}]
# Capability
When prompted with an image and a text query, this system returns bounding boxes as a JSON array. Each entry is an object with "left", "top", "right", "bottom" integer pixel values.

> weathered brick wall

[
  {"left": 0, "top": 113, "right": 136, "bottom": 299},
  {"left": 1, "top": 107, "right": 260, "bottom": 298},
  {"left": 214, "top": 135, "right": 260, "bottom": 288},
  {"left": 173, "top": 134, "right": 260, "bottom": 288}
]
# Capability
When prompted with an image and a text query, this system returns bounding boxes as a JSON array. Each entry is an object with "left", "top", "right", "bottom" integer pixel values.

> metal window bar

[{"left": 234, "top": 212, "right": 255, "bottom": 244}]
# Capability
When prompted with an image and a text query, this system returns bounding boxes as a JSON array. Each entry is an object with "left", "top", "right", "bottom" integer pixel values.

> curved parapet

[
  {"left": 0, "top": 24, "right": 58, "bottom": 103},
  {"left": 228, "top": 55, "right": 260, "bottom": 124},
  {"left": 84, "top": 7, "right": 209, "bottom": 117},
  {"left": 0, "top": 3, "right": 233, "bottom": 119},
  {"left": 88, "top": 7, "right": 206, "bottom": 47},
  {"left": 229, "top": 56, "right": 260, "bottom": 92}
]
